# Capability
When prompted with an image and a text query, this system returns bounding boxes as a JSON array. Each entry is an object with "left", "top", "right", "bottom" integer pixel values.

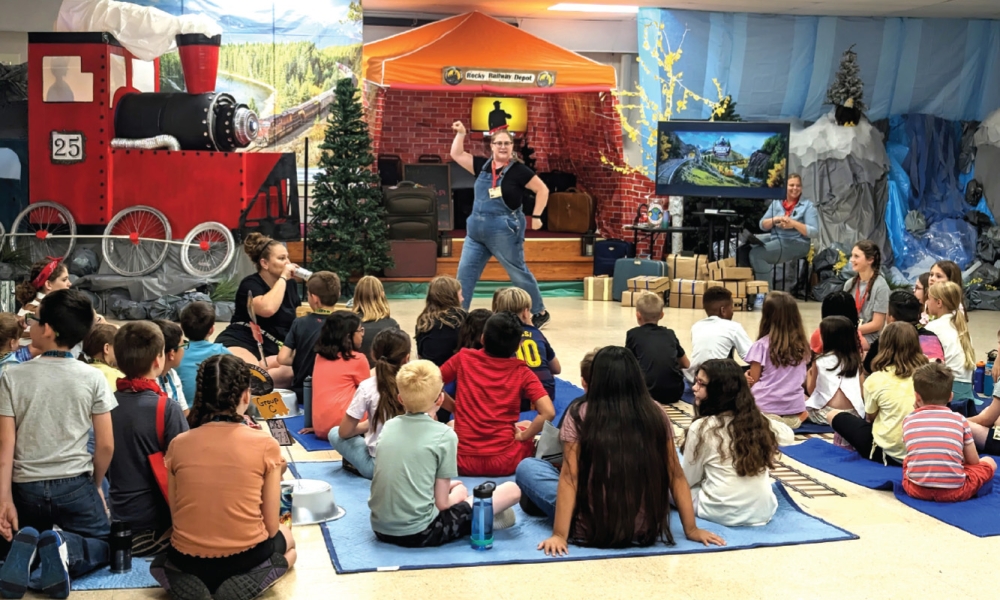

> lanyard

[
  {"left": 854, "top": 281, "right": 865, "bottom": 313},
  {"left": 491, "top": 160, "right": 510, "bottom": 189},
  {"left": 42, "top": 351, "right": 73, "bottom": 359}
]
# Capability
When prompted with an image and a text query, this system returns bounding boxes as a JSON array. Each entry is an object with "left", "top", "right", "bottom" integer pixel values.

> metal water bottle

[
  {"left": 303, "top": 376, "right": 313, "bottom": 428},
  {"left": 110, "top": 520, "right": 132, "bottom": 573},
  {"left": 975, "top": 361, "right": 986, "bottom": 395},
  {"left": 471, "top": 482, "right": 496, "bottom": 551}
]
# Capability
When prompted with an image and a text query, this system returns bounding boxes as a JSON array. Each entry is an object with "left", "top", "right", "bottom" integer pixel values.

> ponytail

[
  {"left": 851, "top": 241, "right": 881, "bottom": 311},
  {"left": 370, "top": 329, "right": 411, "bottom": 432},
  {"left": 929, "top": 281, "right": 976, "bottom": 371},
  {"left": 952, "top": 308, "right": 977, "bottom": 371}
]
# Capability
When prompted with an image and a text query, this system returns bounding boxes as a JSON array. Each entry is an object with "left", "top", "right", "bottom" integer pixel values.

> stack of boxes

[{"left": 622, "top": 275, "right": 672, "bottom": 307}]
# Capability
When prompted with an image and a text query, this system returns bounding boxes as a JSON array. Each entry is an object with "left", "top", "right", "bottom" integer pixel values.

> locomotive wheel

[
  {"left": 9, "top": 201, "right": 76, "bottom": 263},
  {"left": 181, "top": 222, "right": 236, "bottom": 278},
  {"left": 102, "top": 206, "right": 173, "bottom": 277}
]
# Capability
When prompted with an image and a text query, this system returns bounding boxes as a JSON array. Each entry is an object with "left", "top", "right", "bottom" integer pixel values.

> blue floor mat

[
  {"left": 284, "top": 415, "right": 335, "bottom": 452},
  {"left": 72, "top": 558, "right": 157, "bottom": 590},
  {"left": 289, "top": 461, "right": 857, "bottom": 574},
  {"left": 795, "top": 421, "right": 834, "bottom": 434}
]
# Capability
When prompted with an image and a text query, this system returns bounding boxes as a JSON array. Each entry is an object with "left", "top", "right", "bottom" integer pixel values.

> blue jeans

[
  {"left": 457, "top": 169, "right": 546, "bottom": 315},
  {"left": 748, "top": 233, "right": 812, "bottom": 284},
  {"left": 10, "top": 475, "right": 110, "bottom": 577},
  {"left": 329, "top": 427, "right": 375, "bottom": 480},
  {"left": 514, "top": 458, "right": 560, "bottom": 519}
]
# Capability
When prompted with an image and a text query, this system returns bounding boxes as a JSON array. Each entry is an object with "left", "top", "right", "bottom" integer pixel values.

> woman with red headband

[{"left": 13, "top": 258, "right": 72, "bottom": 360}]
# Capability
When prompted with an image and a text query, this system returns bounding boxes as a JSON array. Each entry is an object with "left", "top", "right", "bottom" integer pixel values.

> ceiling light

[{"left": 548, "top": 3, "right": 640, "bottom": 13}]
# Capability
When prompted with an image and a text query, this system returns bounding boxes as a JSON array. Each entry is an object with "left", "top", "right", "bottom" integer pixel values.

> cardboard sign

[
  {"left": 267, "top": 419, "right": 294, "bottom": 446},
  {"left": 253, "top": 391, "right": 290, "bottom": 419}
]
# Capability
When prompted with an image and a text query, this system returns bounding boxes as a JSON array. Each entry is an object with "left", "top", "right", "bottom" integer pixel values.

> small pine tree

[
  {"left": 825, "top": 45, "right": 866, "bottom": 112},
  {"left": 307, "top": 78, "right": 393, "bottom": 289},
  {"left": 711, "top": 95, "right": 741, "bottom": 122}
]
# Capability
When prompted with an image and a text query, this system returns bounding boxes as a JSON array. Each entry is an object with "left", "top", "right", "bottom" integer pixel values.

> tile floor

[{"left": 63, "top": 296, "right": 1000, "bottom": 600}]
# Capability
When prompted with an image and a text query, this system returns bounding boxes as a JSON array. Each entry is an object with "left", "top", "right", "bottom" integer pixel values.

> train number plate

[{"left": 50, "top": 131, "right": 85, "bottom": 164}]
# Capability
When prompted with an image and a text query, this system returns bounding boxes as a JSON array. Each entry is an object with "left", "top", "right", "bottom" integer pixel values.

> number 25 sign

[{"left": 50, "top": 131, "right": 85, "bottom": 164}]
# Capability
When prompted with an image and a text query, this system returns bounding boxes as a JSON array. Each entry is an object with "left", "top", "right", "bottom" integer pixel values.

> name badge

[{"left": 489, "top": 186, "right": 502, "bottom": 198}]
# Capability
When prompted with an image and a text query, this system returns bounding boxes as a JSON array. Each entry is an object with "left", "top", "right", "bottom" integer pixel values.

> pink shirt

[{"left": 746, "top": 335, "right": 807, "bottom": 416}]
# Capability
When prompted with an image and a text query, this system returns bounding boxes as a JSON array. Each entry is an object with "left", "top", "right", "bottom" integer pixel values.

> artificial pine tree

[
  {"left": 711, "top": 95, "right": 741, "bottom": 122},
  {"left": 308, "top": 78, "right": 393, "bottom": 290},
  {"left": 826, "top": 45, "right": 866, "bottom": 126}
]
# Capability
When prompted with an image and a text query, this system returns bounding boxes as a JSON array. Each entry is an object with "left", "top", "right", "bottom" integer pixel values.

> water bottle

[
  {"left": 303, "top": 376, "right": 313, "bottom": 428},
  {"left": 471, "top": 481, "right": 496, "bottom": 551},
  {"left": 986, "top": 361, "right": 995, "bottom": 397},
  {"left": 974, "top": 361, "right": 986, "bottom": 395},
  {"left": 110, "top": 520, "right": 132, "bottom": 573}
]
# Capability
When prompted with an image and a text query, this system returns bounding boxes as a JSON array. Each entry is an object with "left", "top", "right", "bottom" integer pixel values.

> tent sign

[{"left": 443, "top": 67, "right": 556, "bottom": 88}]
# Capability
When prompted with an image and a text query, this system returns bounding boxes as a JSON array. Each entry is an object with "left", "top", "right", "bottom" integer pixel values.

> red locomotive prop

[{"left": 18, "top": 31, "right": 300, "bottom": 277}]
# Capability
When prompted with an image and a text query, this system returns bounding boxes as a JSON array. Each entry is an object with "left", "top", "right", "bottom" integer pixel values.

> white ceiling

[{"left": 363, "top": 0, "right": 1000, "bottom": 20}]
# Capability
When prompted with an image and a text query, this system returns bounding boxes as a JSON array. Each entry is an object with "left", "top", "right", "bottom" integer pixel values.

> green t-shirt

[{"left": 368, "top": 412, "right": 459, "bottom": 536}]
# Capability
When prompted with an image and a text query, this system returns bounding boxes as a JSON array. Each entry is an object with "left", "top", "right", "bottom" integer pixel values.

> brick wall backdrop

[{"left": 367, "top": 87, "right": 658, "bottom": 251}]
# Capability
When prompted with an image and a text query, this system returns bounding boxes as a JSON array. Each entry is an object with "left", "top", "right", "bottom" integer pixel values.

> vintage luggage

[
  {"left": 538, "top": 170, "right": 577, "bottom": 193},
  {"left": 547, "top": 187, "right": 595, "bottom": 234},
  {"left": 383, "top": 181, "right": 438, "bottom": 241},
  {"left": 612, "top": 257, "right": 667, "bottom": 301},
  {"left": 594, "top": 239, "right": 635, "bottom": 276},
  {"left": 384, "top": 240, "right": 438, "bottom": 278},
  {"left": 377, "top": 154, "right": 403, "bottom": 187}
]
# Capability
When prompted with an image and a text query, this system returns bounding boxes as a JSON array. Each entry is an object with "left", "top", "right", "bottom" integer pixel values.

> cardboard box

[
  {"left": 621, "top": 290, "right": 637, "bottom": 307},
  {"left": 711, "top": 266, "right": 754, "bottom": 281},
  {"left": 669, "top": 292, "right": 703, "bottom": 310},
  {"left": 584, "top": 275, "right": 614, "bottom": 301},
  {"left": 672, "top": 279, "right": 723, "bottom": 296},
  {"left": 723, "top": 281, "right": 746, "bottom": 297},
  {"left": 732, "top": 297, "right": 746, "bottom": 312},
  {"left": 707, "top": 257, "right": 736, "bottom": 271},
  {"left": 627, "top": 275, "right": 671, "bottom": 294},
  {"left": 746, "top": 280, "right": 770, "bottom": 295},
  {"left": 666, "top": 254, "right": 709, "bottom": 280}
]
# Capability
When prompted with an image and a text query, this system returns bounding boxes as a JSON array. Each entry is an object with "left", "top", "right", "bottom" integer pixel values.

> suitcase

[
  {"left": 384, "top": 240, "right": 438, "bottom": 277},
  {"left": 547, "top": 187, "right": 595, "bottom": 234},
  {"left": 383, "top": 181, "right": 438, "bottom": 241},
  {"left": 612, "top": 257, "right": 667, "bottom": 301},
  {"left": 538, "top": 170, "right": 577, "bottom": 193},
  {"left": 594, "top": 239, "right": 634, "bottom": 276},
  {"left": 377, "top": 154, "right": 403, "bottom": 187}
]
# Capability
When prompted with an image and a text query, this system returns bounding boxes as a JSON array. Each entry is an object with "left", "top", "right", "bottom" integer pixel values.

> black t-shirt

[
  {"left": 472, "top": 156, "right": 536, "bottom": 211},
  {"left": 360, "top": 317, "right": 400, "bottom": 368},
  {"left": 284, "top": 312, "right": 330, "bottom": 389},
  {"left": 625, "top": 323, "right": 686, "bottom": 404},
  {"left": 109, "top": 390, "right": 189, "bottom": 533},
  {"left": 416, "top": 309, "right": 466, "bottom": 367},
  {"left": 220, "top": 273, "right": 300, "bottom": 353}
]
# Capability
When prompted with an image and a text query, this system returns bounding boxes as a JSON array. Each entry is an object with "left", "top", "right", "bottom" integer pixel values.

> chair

[{"left": 772, "top": 256, "right": 812, "bottom": 301}]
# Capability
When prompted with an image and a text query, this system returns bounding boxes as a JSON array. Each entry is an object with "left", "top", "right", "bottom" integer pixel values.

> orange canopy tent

[{"left": 363, "top": 11, "right": 617, "bottom": 93}]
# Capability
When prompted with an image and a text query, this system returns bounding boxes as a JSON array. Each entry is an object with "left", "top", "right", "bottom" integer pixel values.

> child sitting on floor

[
  {"left": 745, "top": 292, "right": 811, "bottom": 429},
  {"left": 276, "top": 271, "right": 340, "bottom": 400},
  {"left": 80, "top": 323, "right": 123, "bottom": 391},
  {"left": 806, "top": 316, "right": 865, "bottom": 425},
  {"left": 683, "top": 359, "right": 792, "bottom": 526},
  {"left": 302, "top": 312, "right": 370, "bottom": 439},
  {"left": 370, "top": 360, "right": 520, "bottom": 547},
  {"left": 828, "top": 322, "right": 929, "bottom": 465},
  {"left": 685, "top": 287, "right": 752, "bottom": 386},
  {"left": 330, "top": 329, "right": 411, "bottom": 480},
  {"left": 415, "top": 276, "right": 466, "bottom": 367},
  {"left": 441, "top": 312, "right": 555, "bottom": 476},
  {"left": 924, "top": 281, "right": 976, "bottom": 401},
  {"left": 177, "top": 301, "right": 231, "bottom": 402},
  {"left": 151, "top": 354, "right": 295, "bottom": 600},
  {"left": 493, "top": 287, "right": 561, "bottom": 410},
  {"left": 863, "top": 291, "right": 944, "bottom": 375},
  {"left": 456, "top": 309, "right": 492, "bottom": 352},
  {"left": 626, "top": 292, "right": 689, "bottom": 405},
  {"left": 0, "top": 289, "right": 115, "bottom": 598},
  {"left": 153, "top": 320, "right": 189, "bottom": 413},
  {"left": 0, "top": 314, "right": 23, "bottom": 376},
  {"left": 902, "top": 363, "right": 997, "bottom": 502},
  {"left": 14, "top": 258, "right": 73, "bottom": 361},
  {"left": 352, "top": 275, "right": 399, "bottom": 368},
  {"left": 809, "top": 291, "right": 864, "bottom": 354},
  {"left": 109, "top": 321, "right": 189, "bottom": 558}
]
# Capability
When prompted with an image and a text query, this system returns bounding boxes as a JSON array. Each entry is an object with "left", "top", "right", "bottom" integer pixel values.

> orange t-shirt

[
  {"left": 166, "top": 422, "right": 285, "bottom": 558},
  {"left": 312, "top": 353, "right": 371, "bottom": 439}
]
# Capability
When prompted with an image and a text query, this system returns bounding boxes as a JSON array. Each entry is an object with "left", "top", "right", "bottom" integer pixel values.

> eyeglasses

[
  {"left": 174, "top": 341, "right": 190, "bottom": 351},
  {"left": 492, "top": 142, "right": 513, "bottom": 147},
  {"left": 693, "top": 379, "right": 708, "bottom": 388},
  {"left": 356, "top": 327, "right": 365, "bottom": 334},
  {"left": 25, "top": 314, "right": 39, "bottom": 325}
]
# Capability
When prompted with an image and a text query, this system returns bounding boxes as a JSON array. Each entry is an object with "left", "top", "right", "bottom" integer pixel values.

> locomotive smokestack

[{"left": 175, "top": 33, "right": 222, "bottom": 94}]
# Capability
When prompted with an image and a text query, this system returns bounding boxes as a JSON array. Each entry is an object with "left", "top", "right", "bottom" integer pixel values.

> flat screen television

[
  {"left": 471, "top": 97, "right": 528, "bottom": 135},
  {"left": 655, "top": 121, "right": 791, "bottom": 199}
]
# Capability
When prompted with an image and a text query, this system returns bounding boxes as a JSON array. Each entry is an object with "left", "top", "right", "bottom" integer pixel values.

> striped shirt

[{"left": 902, "top": 405, "right": 972, "bottom": 489}]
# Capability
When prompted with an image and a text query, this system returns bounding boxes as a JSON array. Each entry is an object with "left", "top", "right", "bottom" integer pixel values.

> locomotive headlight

[{"left": 233, "top": 107, "right": 259, "bottom": 147}]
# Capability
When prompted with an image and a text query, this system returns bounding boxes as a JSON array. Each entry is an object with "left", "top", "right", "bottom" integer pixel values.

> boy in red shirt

[{"left": 442, "top": 311, "right": 555, "bottom": 476}]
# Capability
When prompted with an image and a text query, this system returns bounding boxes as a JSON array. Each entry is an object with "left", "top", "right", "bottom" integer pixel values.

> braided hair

[
  {"left": 848, "top": 240, "right": 881, "bottom": 311},
  {"left": 188, "top": 354, "right": 251, "bottom": 428}
]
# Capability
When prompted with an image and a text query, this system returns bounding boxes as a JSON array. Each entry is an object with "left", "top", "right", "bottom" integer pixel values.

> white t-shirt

[
  {"left": 925, "top": 314, "right": 973, "bottom": 383},
  {"left": 684, "top": 316, "right": 753, "bottom": 382},
  {"left": 682, "top": 415, "right": 793, "bottom": 527},
  {"left": 345, "top": 377, "right": 383, "bottom": 457},
  {"left": 806, "top": 354, "right": 865, "bottom": 415}
]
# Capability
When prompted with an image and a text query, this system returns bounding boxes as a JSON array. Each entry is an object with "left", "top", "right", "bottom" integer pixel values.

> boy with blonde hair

[
  {"left": 369, "top": 360, "right": 520, "bottom": 547},
  {"left": 626, "top": 292, "right": 690, "bottom": 404},
  {"left": 492, "top": 287, "right": 561, "bottom": 409}
]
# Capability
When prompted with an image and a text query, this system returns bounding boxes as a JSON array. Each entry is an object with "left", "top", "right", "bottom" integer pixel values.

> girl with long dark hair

[
  {"left": 843, "top": 240, "right": 890, "bottom": 345},
  {"left": 302, "top": 311, "right": 370, "bottom": 439},
  {"left": 682, "top": 359, "right": 791, "bottom": 526},
  {"left": 331, "top": 329, "right": 411, "bottom": 479},
  {"left": 805, "top": 316, "right": 865, "bottom": 425},
  {"left": 518, "top": 346, "right": 724, "bottom": 556}
]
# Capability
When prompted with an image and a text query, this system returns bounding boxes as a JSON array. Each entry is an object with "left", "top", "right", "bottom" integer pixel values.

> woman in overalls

[{"left": 450, "top": 121, "right": 551, "bottom": 328}]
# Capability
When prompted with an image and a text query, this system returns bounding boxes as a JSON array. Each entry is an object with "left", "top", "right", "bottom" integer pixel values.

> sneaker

[
  {"left": 213, "top": 553, "right": 289, "bottom": 600},
  {"left": 531, "top": 311, "right": 550, "bottom": 330},
  {"left": 341, "top": 458, "right": 361, "bottom": 477},
  {"left": 37, "top": 530, "right": 69, "bottom": 599},
  {"left": 493, "top": 507, "right": 517, "bottom": 530},
  {"left": 150, "top": 554, "right": 212, "bottom": 600},
  {"left": 0, "top": 526, "right": 38, "bottom": 599}
]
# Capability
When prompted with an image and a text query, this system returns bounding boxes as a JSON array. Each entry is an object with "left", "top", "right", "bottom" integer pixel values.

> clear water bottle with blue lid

[{"left": 471, "top": 481, "right": 495, "bottom": 550}]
